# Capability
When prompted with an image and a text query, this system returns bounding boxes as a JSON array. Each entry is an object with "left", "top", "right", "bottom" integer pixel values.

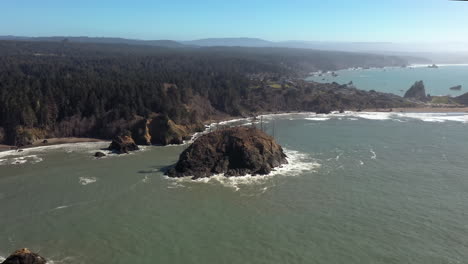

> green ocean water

[
  {"left": 306, "top": 65, "right": 468, "bottom": 97},
  {"left": 1, "top": 112, "right": 468, "bottom": 264}
]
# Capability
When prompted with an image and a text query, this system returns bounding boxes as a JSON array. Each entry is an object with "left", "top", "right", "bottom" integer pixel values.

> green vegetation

[{"left": 0, "top": 40, "right": 411, "bottom": 145}]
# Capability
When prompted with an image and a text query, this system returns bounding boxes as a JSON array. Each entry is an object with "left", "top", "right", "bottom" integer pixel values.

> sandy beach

[{"left": 0, "top": 137, "right": 104, "bottom": 153}]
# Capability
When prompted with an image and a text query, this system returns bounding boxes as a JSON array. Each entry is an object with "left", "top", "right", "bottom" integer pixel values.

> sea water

[
  {"left": 306, "top": 65, "right": 468, "bottom": 97},
  {"left": 1, "top": 113, "right": 468, "bottom": 264}
]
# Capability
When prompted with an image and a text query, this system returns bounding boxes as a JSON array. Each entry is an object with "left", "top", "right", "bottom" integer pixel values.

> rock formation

[
  {"left": 166, "top": 127, "right": 288, "bottom": 179},
  {"left": 94, "top": 151, "right": 106, "bottom": 158},
  {"left": 449, "top": 85, "right": 462, "bottom": 91},
  {"left": 1, "top": 248, "right": 46, "bottom": 264},
  {"left": 148, "top": 115, "right": 204, "bottom": 145},
  {"left": 108, "top": 134, "right": 139, "bottom": 154},
  {"left": 132, "top": 115, "right": 205, "bottom": 146},
  {"left": 455, "top": 92, "right": 468, "bottom": 106},
  {"left": 404, "top": 81, "right": 428, "bottom": 101}
]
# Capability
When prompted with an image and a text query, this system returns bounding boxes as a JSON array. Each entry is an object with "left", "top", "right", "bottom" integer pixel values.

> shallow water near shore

[{"left": 1, "top": 113, "right": 468, "bottom": 263}]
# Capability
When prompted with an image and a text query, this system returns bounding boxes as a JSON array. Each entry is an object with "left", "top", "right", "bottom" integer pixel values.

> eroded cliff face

[
  {"left": 132, "top": 115, "right": 205, "bottom": 146},
  {"left": 167, "top": 127, "right": 288, "bottom": 179}
]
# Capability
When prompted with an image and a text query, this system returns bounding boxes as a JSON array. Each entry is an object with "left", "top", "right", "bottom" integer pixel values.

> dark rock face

[
  {"left": 455, "top": 92, "right": 468, "bottom": 105},
  {"left": 108, "top": 135, "right": 139, "bottom": 154},
  {"left": 404, "top": 81, "right": 428, "bottom": 101},
  {"left": 94, "top": 151, "right": 106, "bottom": 158},
  {"left": 167, "top": 127, "right": 288, "bottom": 179},
  {"left": 1, "top": 248, "right": 46, "bottom": 264},
  {"left": 450, "top": 85, "right": 462, "bottom": 91}
]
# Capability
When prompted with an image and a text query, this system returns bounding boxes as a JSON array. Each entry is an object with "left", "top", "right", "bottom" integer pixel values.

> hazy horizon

[{"left": 2, "top": 0, "right": 468, "bottom": 43}]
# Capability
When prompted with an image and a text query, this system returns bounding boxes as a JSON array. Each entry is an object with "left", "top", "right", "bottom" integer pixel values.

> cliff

[{"left": 166, "top": 127, "right": 288, "bottom": 179}]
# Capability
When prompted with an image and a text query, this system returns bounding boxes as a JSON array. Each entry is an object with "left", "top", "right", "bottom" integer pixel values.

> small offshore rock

[
  {"left": 94, "top": 151, "right": 106, "bottom": 158},
  {"left": 108, "top": 134, "right": 139, "bottom": 154},
  {"left": 1, "top": 248, "right": 46, "bottom": 264}
]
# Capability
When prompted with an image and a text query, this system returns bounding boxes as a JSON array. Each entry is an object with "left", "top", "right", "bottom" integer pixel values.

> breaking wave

[
  {"left": 258, "top": 111, "right": 468, "bottom": 123},
  {"left": 79, "top": 177, "right": 98, "bottom": 185},
  {"left": 165, "top": 149, "right": 320, "bottom": 191}
]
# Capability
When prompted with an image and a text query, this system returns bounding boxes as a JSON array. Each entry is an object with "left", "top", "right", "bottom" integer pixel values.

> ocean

[
  {"left": 306, "top": 64, "right": 468, "bottom": 97},
  {"left": 1, "top": 112, "right": 468, "bottom": 264}
]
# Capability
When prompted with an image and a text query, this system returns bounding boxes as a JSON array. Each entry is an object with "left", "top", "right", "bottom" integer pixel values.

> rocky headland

[{"left": 166, "top": 126, "right": 288, "bottom": 179}]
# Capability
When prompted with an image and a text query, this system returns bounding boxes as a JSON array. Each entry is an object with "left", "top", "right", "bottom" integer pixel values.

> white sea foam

[
  {"left": 370, "top": 149, "right": 377, "bottom": 160},
  {"left": 165, "top": 149, "right": 320, "bottom": 191},
  {"left": 0, "top": 256, "right": 5, "bottom": 262},
  {"left": 54, "top": 205, "right": 70, "bottom": 210},
  {"left": 409, "top": 63, "right": 468, "bottom": 68},
  {"left": 79, "top": 177, "right": 97, "bottom": 185},
  {"left": 305, "top": 117, "right": 330, "bottom": 121}
]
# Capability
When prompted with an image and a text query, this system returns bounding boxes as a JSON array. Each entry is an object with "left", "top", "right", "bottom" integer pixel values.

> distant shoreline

[{"left": 364, "top": 107, "right": 468, "bottom": 113}]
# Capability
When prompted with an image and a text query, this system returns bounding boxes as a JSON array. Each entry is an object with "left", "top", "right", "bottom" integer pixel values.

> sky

[{"left": 1, "top": 0, "right": 468, "bottom": 42}]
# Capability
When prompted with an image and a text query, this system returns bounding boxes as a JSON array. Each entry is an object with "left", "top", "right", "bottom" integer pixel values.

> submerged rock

[
  {"left": 404, "top": 81, "right": 428, "bottom": 101},
  {"left": 1, "top": 248, "right": 46, "bottom": 264},
  {"left": 108, "top": 134, "right": 139, "bottom": 154},
  {"left": 166, "top": 127, "right": 288, "bottom": 179}
]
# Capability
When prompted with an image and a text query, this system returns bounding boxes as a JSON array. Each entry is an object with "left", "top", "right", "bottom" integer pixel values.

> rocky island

[
  {"left": 166, "top": 127, "right": 288, "bottom": 179},
  {"left": 450, "top": 85, "right": 462, "bottom": 91},
  {"left": 1, "top": 248, "right": 46, "bottom": 264}
]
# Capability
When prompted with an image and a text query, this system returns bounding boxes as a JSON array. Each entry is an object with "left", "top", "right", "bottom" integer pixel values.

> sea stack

[
  {"left": 1, "top": 248, "right": 46, "bottom": 264},
  {"left": 449, "top": 85, "right": 462, "bottom": 91},
  {"left": 404, "top": 81, "right": 428, "bottom": 101},
  {"left": 166, "top": 127, "right": 288, "bottom": 179},
  {"left": 108, "top": 133, "right": 139, "bottom": 154}
]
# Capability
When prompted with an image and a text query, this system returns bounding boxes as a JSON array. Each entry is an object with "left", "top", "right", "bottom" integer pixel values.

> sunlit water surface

[{"left": 1, "top": 112, "right": 468, "bottom": 264}]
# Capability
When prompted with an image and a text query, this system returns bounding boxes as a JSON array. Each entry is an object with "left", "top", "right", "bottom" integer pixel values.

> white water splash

[
  {"left": 79, "top": 177, "right": 97, "bottom": 185},
  {"left": 370, "top": 149, "right": 377, "bottom": 160},
  {"left": 165, "top": 149, "right": 320, "bottom": 191}
]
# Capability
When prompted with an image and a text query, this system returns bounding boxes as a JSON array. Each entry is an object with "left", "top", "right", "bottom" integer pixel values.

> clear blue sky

[{"left": 1, "top": 0, "right": 467, "bottom": 42}]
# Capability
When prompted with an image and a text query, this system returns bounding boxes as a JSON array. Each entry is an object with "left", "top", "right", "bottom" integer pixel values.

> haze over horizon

[{"left": 2, "top": 0, "right": 468, "bottom": 44}]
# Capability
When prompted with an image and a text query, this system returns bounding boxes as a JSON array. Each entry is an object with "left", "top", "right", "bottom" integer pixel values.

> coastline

[
  {"left": 0, "top": 137, "right": 105, "bottom": 153},
  {"left": 2, "top": 107, "right": 468, "bottom": 154},
  {"left": 364, "top": 107, "right": 468, "bottom": 113}
]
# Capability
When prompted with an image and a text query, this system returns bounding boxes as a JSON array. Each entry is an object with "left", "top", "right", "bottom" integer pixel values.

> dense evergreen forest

[{"left": 0, "top": 40, "right": 410, "bottom": 145}]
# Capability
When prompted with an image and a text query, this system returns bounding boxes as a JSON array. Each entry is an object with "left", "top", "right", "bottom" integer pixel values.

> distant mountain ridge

[
  {"left": 0, "top": 36, "right": 187, "bottom": 48},
  {"left": 6, "top": 35, "right": 466, "bottom": 63}
]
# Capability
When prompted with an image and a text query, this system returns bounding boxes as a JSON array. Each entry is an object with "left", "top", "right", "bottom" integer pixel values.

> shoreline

[
  {"left": 0, "top": 137, "right": 105, "bottom": 153},
  {"left": 1, "top": 107, "right": 468, "bottom": 153},
  {"left": 363, "top": 107, "right": 468, "bottom": 113}
]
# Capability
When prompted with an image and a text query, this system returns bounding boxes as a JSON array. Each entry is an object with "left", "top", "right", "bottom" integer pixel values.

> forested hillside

[{"left": 0, "top": 40, "right": 410, "bottom": 145}]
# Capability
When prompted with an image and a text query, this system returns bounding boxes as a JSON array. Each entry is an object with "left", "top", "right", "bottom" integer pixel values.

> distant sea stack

[
  {"left": 404, "top": 81, "right": 429, "bottom": 101},
  {"left": 428, "top": 64, "right": 439, "bottom": 68},
  {"left": 449, "top": 85, "right": 462, "bottom": 91},
  {"left": 1, "top": 248, "right": 46, "bottom": 264},
  {"left": 166, "top": 127, "right": 288, "bottom": 179}
]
